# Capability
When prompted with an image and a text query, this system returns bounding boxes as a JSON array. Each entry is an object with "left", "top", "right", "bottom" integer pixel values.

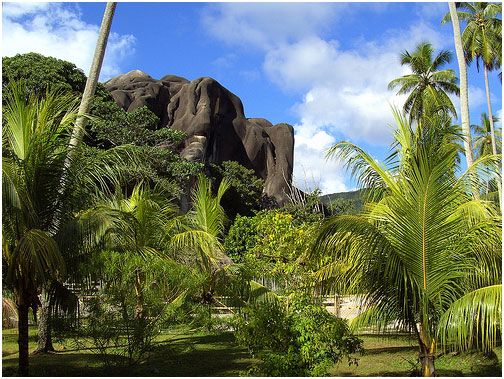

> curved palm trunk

[
  {"left": 18, "top": 302, "right": 30, "bottom": 376},
  {"left": 483, "top": 65, "right": 502, "bottom": 212},
  {"left": 69, "top": 2, "right": 117, "bottom": 151},
  {"left": 40, "top": 2, "right": 117, "bottom": 350},
  {"left": 448, "top": 3, "right": 476, "bottom": 193}
]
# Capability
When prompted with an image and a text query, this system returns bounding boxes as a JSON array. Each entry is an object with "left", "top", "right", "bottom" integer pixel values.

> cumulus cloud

[{"left": 2, "top": 2, "right": 135, "bottom": 81}]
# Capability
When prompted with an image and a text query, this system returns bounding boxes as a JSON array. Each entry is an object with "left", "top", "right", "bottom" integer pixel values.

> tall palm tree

[
  {"left": 69, "top": 2, "right": 117, "bottom": 152},
  {"left": 36, "top": 3, "right": 118, "bottom": 354},
  {"left": 443, "top": 2, "right": 501, "bottom": 208},
  {"left": 443, "top": 2, "right": 502, "bottom": 157},
  {"left": 311, "top": 109, "right": 501, "bottom": 377},
  {"left": 388, "top": 41, "right": 460, "bottom": 124},
  {"left": 170, "top": 174, "right": 232, "bottom": 305},
  {"left": 446, "top": 3, "right": 476, "bottom": 189}
]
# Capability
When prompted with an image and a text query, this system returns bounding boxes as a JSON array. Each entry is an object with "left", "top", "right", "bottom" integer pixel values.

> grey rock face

[{"left": 104, "top": 70, "right": 294, "bottom": 205}]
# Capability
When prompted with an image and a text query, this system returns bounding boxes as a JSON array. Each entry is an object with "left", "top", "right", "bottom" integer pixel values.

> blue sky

[{"left": 2, "top": 2, "right": 502, "bottom": 194}]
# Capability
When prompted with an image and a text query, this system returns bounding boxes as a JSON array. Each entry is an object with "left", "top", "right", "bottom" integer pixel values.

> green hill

[
  {"left": 319, "top": 189, "right": 364, "bottom": 204},
  {"left": 319, "top": 189, "right": 365, "bottom": 215}
]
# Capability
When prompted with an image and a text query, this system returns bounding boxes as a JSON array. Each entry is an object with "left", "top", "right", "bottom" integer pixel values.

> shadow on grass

[
  {"left": 363, "top": 345, "right": 417, "bottom": 355},
  {"left": 2, "top": 331, "right": 256, "bottom": 377}
]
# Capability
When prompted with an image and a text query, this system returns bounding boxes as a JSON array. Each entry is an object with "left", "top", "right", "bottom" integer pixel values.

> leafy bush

[
  {"left": 59, "top": 252, "right": 197, "bottom": 368},
  {"left": 232, "top": 294, "right": 363, "bottom": 376},
  {"left": 223, "top": 215, "right": 260, "bottom": 263}
]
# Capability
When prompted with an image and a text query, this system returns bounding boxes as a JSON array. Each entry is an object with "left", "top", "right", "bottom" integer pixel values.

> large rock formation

[{"left": 104, "top": 70, "right": 294, "bottom": 205}]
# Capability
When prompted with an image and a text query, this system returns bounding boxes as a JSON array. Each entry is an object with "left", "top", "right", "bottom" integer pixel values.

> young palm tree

[
  {"left": 388, "top": 41, "right": 460, "bottom": 124},
  {"left": 311, "top": 109, "right": 501, "bottom": 377},
  {"left": 89, "top": 182, "right": 179, "bottom": 315},
  {"left": 170, "top": 173, "right": 232, "bottom": 305}
]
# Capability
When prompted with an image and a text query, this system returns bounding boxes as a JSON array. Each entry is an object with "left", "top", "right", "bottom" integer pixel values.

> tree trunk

[
  {"left": 420, "top": 348, "right": 436, "bottom": 377},
  {"left": 484, "top": 64, "right": 502, "bottom": 212},
  {"left": 69, "top": 2, "right": 117, "bottom": 150},
  {"left": 33, "top": 288, "right": 55, "bottom": 354},
  {"left": 448, "top": 3, "right": 476, "bottom": 193},
  {"left": 43, "top": 3, "right": 118, "bottom": 349},
  {"left": 416, "top": 321, "right": 436, "bottom": 377},
  {"left": 18, "top": 302, "right": 30, "bottom": 376}
]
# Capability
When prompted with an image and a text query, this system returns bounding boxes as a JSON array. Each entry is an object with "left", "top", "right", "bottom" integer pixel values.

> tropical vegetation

[
  {"left": 2, "top": 3, "right": 502, "bottom": 378},
  {"left": 311, "top": 109, "right": 501, "bottom": 376}
]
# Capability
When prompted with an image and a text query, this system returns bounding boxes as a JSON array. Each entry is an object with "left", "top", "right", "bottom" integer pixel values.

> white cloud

[
  {"left": 468, "top": 86, "right": 487, "bottom": 109},
  {"left": 293, "top": 142, "right": 349, "bottom": 195},
  {"left": 2, "top": 2, "right": 50, "bottom": 18},
  {"left": 201, "top": 3, "right": 347, "bottom": 51},
  {"left": 2, "top": 3, "right": 135, "bottom": 81},
  {"left": 415, "top": 3, "right": 449, "bottom": 21}
]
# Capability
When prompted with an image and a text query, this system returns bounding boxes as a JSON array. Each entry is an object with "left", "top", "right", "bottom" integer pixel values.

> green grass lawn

[
  {"left": 2, "top": 327, "right": 501, "bottom": 376},
  {"left": 331, "top": 334, "right": 502, "bottom": 377}
]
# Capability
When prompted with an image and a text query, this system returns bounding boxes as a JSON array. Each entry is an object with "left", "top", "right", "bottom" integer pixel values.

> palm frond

[{"left": 437, "top": 285, "right": 502, "bottom": 352}]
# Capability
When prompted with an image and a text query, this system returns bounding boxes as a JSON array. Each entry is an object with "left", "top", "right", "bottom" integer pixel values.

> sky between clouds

[{"left": 2, "top": 2, "right": 502, "bottom": 194}]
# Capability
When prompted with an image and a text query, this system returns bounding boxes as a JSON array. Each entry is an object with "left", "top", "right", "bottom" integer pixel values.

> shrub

[{"left": 231, "top": 294, "right": 363, "bottom": 376}]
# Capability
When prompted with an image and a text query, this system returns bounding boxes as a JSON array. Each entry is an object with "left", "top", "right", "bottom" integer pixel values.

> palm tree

[
  {"left": 472, "top": 113, "right": 502, "bottom": 158},
  {"left": 89, "top": 182, "right": 178, "bottom": 315},
  {"left": 388, "top": 41, "right": 460, "bottom": 124},
  {"left": 311, "top": 109, "right": 501, "bottom": 377},
  {"left": 2, "top": 81, "right": 143, "bottom": 369},
  {"left": 443, "top": 2, "right": 502, "bottom": 208},
  {"left": 69, "top": 2, "right": 117, "bottom": 152},
  {"left": 35, "top": 2, "right": 118, "bottom": 353},
  {"left": 170, "top": 174, "right": 232, "bottom": 305},
  {"left": 472, "top": 113, "right": 502, "bottom": 198},
  {"left": 2, "top": 84, "right": 77, "bottom": 376}
]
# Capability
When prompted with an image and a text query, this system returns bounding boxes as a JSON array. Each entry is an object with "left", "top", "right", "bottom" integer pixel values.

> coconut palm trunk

[
  {"left": 69, "top": 2, "right": 117, "bottom": 151},
  {"left": 448, "top": 3, "right": 475, "bottom": 172},
  {"left": 37, "top": 2, "right": 117, "bottom": 354},
  {"left": 33, "top": 289, "right": 54, "bottom": 353},
  {"left": 483, "top": 65, "right": 502, "bottom": 211}
]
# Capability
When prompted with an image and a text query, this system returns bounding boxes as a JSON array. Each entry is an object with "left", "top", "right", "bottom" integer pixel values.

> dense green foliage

[
  {"left": 223, "top": 215, "right": 260, "bottom": 263},
  {"left": 2, "top": 53, "right": 202, "bottom": 194},
  {"left": 232, "top": 294, "right": 363, "bottom": 376},
  {"left": 208, "top": 161, "right": 264, "bottom": 220},
  {"left": 2, "top": 53, "right": 87, "bottom": 97}
]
